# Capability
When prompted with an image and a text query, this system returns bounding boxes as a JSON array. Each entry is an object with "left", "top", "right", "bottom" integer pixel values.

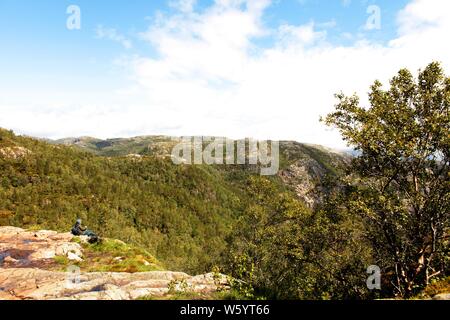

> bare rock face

[
  {"left": 0, "top": 146, "right": 31, "bottom": 159},
  {"left": 0, "top": 227, "right": 82, "bottom": 268},
  {"left": 279, "top": 160, "right": 318, "bottom": 207},
  {"left": 0, "top": 227, "right": 228, "bottom": 300},
  {"left": 0, "top": 268, "right": 228, "bottom": 300},
  {"left": 277, "top": 142, "right": 350, "bottom": 208}
]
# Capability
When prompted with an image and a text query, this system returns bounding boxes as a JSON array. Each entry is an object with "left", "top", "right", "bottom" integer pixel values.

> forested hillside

[
  {"left": 1, "top": 128, "right": 343, "bottom": 275},
  {"left": 54, "top": 135, "right": 349, "bottom": 207}
]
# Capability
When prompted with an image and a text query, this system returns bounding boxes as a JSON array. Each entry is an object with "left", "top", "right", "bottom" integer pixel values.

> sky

[{"left": 0, "top": 0, "right": 449, "bottom": 148}]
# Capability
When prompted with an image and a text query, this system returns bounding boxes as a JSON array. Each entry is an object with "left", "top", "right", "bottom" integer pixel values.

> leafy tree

[
  {"left": 225, "top": 176, "right": 373, "bottom": 299},
  {"left": 324, "top": 62, "right": 450, "bottom": 297}
]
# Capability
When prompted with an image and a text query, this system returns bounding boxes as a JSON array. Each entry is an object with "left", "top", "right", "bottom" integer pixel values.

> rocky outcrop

[
  {"left": 0, "top": 227, "right": 83, "bottom": 268},
  {"left": 0, "top": 146, "right": 31, "bottom": 159},
  {"left": 0, "top": 227, "right": 228, "bottom": 300},
  {"left": 279, "top": 159, "right": 321, "bottom": 207},
  {"left": 0, "top": 268, "right": 227, "bottom": 300},
  {"left": 278, "top": 142, "right": 350, "bottom": 208}
]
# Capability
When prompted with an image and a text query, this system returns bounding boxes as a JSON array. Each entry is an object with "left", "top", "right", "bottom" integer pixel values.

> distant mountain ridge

[
  {"left": 51, "top": 135, "right": 350, "bottom": 157},
  {"left": 51, "top": 134, "right": 350, "bottom": 206}
]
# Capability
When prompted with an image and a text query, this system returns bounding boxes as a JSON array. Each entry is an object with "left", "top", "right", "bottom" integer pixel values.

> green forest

[{"left": 0, "top": 62, "right": 448, "bottom": 299}]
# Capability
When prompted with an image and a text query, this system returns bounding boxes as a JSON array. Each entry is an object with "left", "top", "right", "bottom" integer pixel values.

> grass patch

[
  {"left": 70, "top": 237, "right": 82, "bottom": 244},
  {"left": 54, "top": 255, "right": 70, "bottom": 266},
  {"left": 26, "top": 225, "right": 44, "bottom": 231},
  {"left": 77, "top": 238, "right": 163, "bottom": 273}
]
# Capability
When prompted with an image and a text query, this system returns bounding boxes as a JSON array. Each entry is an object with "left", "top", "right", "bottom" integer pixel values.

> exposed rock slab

[
  {"left": 0, "top": 227, "right": 228, "bottom": 300},
  {"left": 0, "top": 227, "right": 82, "bottom": 268},
  {"left": 0, "top": 268, "right": 228, "bottom": 300}
]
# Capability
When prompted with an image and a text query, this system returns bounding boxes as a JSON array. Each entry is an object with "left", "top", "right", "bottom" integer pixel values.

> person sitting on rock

[{"left": 71, "top": 219, "right": 99, "bottom": 243}]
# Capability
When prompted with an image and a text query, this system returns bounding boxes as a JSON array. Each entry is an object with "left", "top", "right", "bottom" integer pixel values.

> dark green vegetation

[
  {"left": 0, "top": 127, "right": 345, "bottom": 276},
  {"left": 224, "top": 176, "right": 375, "bottom": 299},
  {"left": 53, "top": 135, "right": 179, "bottom": 158},
  {"left": 323, "top": 62, "right": 449, "bottom": 297},
  {"left": 0, "top": 62, "right": 448, "bottom": 300},
  {"left": 0, "top": 129, "right": 247, "bottom": 273},
  {"left": 220, "top": 62, "right": 448, "bottom": 300}
]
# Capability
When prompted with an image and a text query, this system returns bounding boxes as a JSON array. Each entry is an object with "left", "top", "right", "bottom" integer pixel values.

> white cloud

[
  {"left": 2, "top": 0, "right": 450, "bottom": 149},
  {"left": 169, "top": 0, "right": 197, "bottom": 13},
  {"left": 123, "top": 0, "right": 450, "bottom": 148},
  {"left": 396, "top": 0, "right": 448, "bottom": 35},
  {"left": 277, "top": 22, "right": 327, "bottom": 47},
  {"left": 96, "top": 25, "right": 133, "bottom": 49}
]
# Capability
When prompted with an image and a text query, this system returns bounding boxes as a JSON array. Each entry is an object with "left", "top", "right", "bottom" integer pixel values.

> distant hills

[
  {"left": 51, "top": 135, "right": 351, "bottom": 158},
  {"left": 51, "top": 135, "right": 350, "bottom": 206}
]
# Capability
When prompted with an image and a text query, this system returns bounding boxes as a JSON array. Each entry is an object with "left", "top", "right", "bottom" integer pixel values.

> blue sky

[
  {"left": 0, "top": 0, "right": 408, "bottom": 63},
  {"left": 0, "top": 0, "right": 448, "bottom": 147}
]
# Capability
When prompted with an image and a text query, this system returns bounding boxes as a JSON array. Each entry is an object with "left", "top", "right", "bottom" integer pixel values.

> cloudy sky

[{"left": 0, "top": 0, "right": 449, "bottom": 148}]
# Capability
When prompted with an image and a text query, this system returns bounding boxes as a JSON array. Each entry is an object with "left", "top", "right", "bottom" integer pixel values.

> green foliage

[
  {"left": 324, "top": 62, "right": 450, "bottom": 297},
  {"left": 224, "top": 62, "right": 449, "bottom": 300},
  {"left": 227, "top": 254, "right": 256, "bottom": 299},
  {"left": 167, "top": 279, "right": 189, "bottom": 294},
  {"left": 54, "top": 255, "right": 70, "bottom": 266},
  {"left": 79, "top": 238, "right": 162, "bottom": 272},
  {"left": 0, "top": 129, "right": 298, "bottom": 275},
  {"left": 0, "top": 129, "right": 247, "bottom": 273},
  {"left": 225, "top": 176, "right": 374, "bottom": 300}
]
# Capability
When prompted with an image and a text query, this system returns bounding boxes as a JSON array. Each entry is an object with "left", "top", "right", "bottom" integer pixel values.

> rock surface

[
  {"left": 0, "top": 227, "right": 83, "bottom": 268},
  {"left": 0, "top": 227, "right": 228, "bottom": 300},
  {"left": 0, "top": 146, "right": 32, "bottom": 159},
  {"left": 0, "top": 268, "right": 227, "bottom": 300},
  {"left": 278, "top": 142, "right": 349, "bottom": 208},
  {"left": 432, "top": 293, "right": 450, "bottom": 300}
]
